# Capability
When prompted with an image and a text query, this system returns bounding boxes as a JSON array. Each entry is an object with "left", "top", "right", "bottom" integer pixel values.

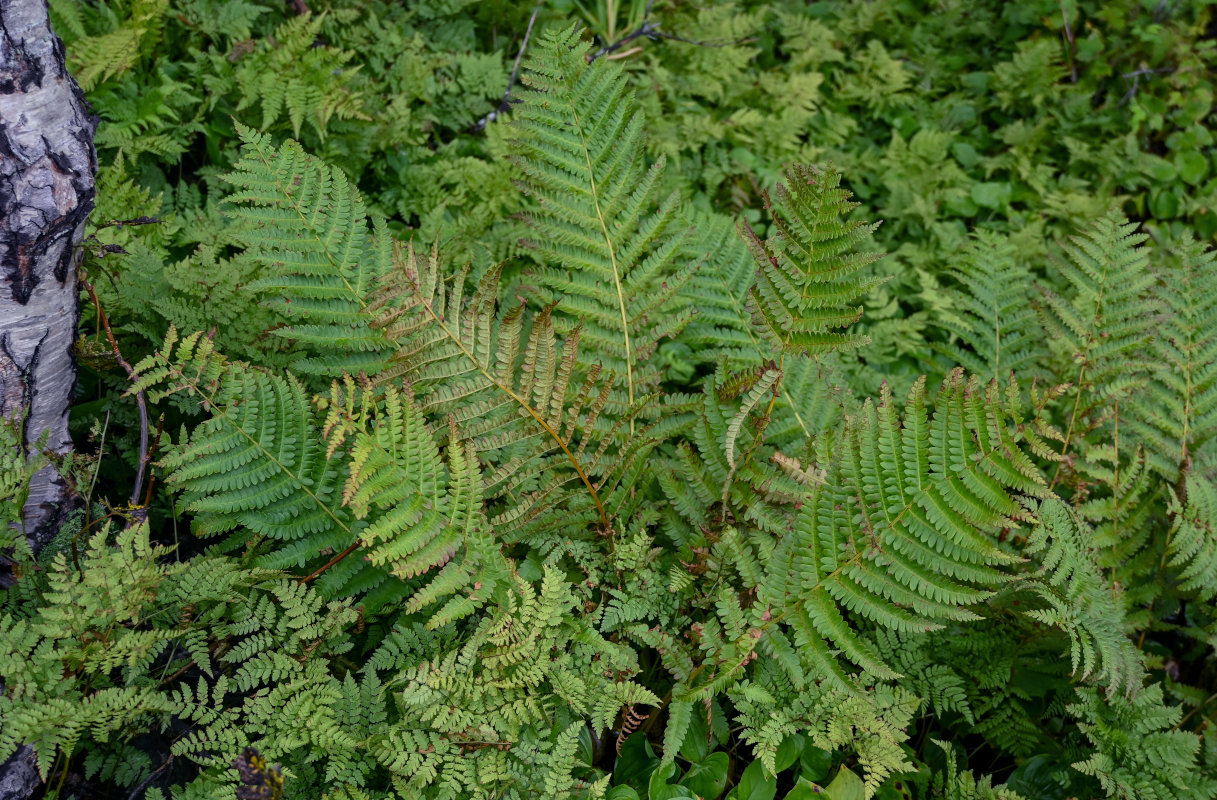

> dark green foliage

[{"left": 6, "top": 3, "right": 1217, "bottom": 799}]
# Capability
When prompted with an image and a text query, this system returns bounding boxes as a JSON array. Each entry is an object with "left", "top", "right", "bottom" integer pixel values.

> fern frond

[
  {"left": 935, "top": 231, "right": 1046, "bottom": 382},
  {"left": 131, "top": 330, "right": 414, "bottom": 604},
  {"left": 222, "top": 124, "right": 393, "bottom": 377},
  {"left": 1024, "top": 499, "right": 1142, "bottom": 696},
  {"left": 512, "top": 25, "right": 698, "bottom": 415},
  {"left": 745, "top": 164, "right": 887, "bottom": 356},
  {"left": 135, "top": 329, "right": 354, "bottom": 557},
  {"left": 927, "top": 740, "right": 1026, "bottom": 800},
  {"left": 673, "top": 211, "right": 762, "bottom": 365},
  {"left": 1166, "top": 476, "right": 1217, "bottom": 602},
  {"left": 67, "top": 0, "right": 167, "bottom": 91},
  {"left": 326, "top": 382, "right": 510, "bottom": 628},
  {"left": 1036, "top": 212, "right": 1158, "bottom": 427},
  {"left": 366, "top": 243, "right": 612, "bottom": 530},
  {"left": 1126, "top": 235, "right": 1217, "bottom": 481},
  {"left": 1069, "top": 684, "right": 1212, "bottom": 800},
  {"left": 765, "top": 371, "right": 1050, "bottom": 683}
]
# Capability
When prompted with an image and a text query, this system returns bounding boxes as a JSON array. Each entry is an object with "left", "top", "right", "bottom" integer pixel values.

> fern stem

[
  {"left": 1049, "top": 365, "right": 1086, "bottom": 493},
  {"left": 298, "top": 539, "right": 361, "bottom": 585},
  {"left": 563, "top": 82, "right": 636, "bottom": 432}
]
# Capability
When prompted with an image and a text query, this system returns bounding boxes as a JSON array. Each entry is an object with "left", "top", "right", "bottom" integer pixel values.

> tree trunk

[
  {"left": 0, "top": 0, "right": 95, "bottom": 551},
  {"left": 0, "top": 1, "right": 94, "bottom": 797}
]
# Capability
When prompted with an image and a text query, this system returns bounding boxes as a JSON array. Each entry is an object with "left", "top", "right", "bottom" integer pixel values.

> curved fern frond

[
  {"left": 222, "top": 124, "right": 394, "bottom": 377},
  {"left": 131, "top": 329, "right": 366, "bottom": 581},
  {"left": 744, "top": 164, "right": 887, "bottom": 356},
  {"left": 324, "top": 382, "right": 510, "bottom": 629},
  {"left": 512, "top": 25, "right": 698, "bottom": 415},
  {"left": 935, "top": 231, "right": 1046, "bottom": 382},
  {"left": 1165, "top": 476, "right": 1217, "bottom": 603},
  {"left": 1025, "top": 499, "right": 1142, "bottom": 696},
  {"left": 763, "top": 371, "right": 1051, "bottom": 684}
]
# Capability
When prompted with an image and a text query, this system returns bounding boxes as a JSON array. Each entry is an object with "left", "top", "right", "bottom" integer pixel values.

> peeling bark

[
  {"left": 1, "top": 3, "right": 95, "bottom": 795},
  {"left": 0, "top": 0, "right": 95, "bottom": 555}
]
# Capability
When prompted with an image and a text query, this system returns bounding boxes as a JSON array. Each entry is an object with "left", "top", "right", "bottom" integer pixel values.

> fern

[
  {"left": 744, "top": 164, "right": 886, "bottom": 356},
  {"left": 927, "top": 740, "right": 1026, "bottom": 800},
  {"left": 672, "top": 211, "right": 761, "bottom": 366},
  {"left": 1069, "top": 684, "right": 1214, "bottom": 800},
  {"left": 1127, "top": 235, "right": 1217, "bottom": 482},
  {"left": 1036, "top": 212, "right": 1158, "bottom": 459},
  {"left": 512, "top": 25, "right": 698, "bottom": 415},
  {"left": 324, "top": 381, "right": 510, "bottom": 628},
  {"left": 132, "top": 329, "right": 353, "bottom": 559},
  {"left": 364, "top": 244, "right": 614, "bottom": 532},
  {"left": 1165, "top": 476, "right": 1217, "bottom": 603},
  {"left": 129, "top": 329, "right": 410, "bottom": 605},
  {"left": 762, "top": 371, "right": 1050, "bottom": 684},
  {"left": 63, "top": 0, "right": 167, "bottom": 92},
  {"left": 1024, "top": 499, "right": 1142, "bottom": 696},
  {"left": 230, "top": 12, "right": 371, "bottom": 139},
  {"left": 222, "top": 124, "right": 394, "bottom": 377},
  {"left": 935, "top": 231, "right": 1046, "bottom": 382}
]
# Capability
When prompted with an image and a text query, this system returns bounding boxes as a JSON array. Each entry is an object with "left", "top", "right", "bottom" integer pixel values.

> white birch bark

[
  {"left": 0, "top": 2, "right": 94, "bottom": 796},
  {"left": 0, "top": 0, "right": 95, "bottom": 552}
]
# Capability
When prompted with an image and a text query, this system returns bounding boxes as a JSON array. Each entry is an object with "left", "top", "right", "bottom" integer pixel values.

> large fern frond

[
  {"left": 365, "top": 243, "right": 615, "bottom": 532},
  {"left": 1036, "top": 212, "right": 1158, "bottom": 418},
  {"left": 131, "top": 329, "right": 400, "bottom": 604},
  {"left": 762, "top": 371, "right": 1051, "bottom": 685},
  {"left": 511, "top": 25, "right": 698, "bottom": 414},
  {"left": 1126, "top": 235, "right": 1217, "bottom": 481},
  {"left": 133, "top": 328, "right": 351, "bottom": 554}
]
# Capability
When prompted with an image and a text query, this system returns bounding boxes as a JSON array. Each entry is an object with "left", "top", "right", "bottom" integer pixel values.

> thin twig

[
  {"left": 1120, "top": 65, "right": 1183, "bottom": 106},
  {"left": 586, "top": 0, "right": 752, "bottom": 63},
  {"left": 472, "top": 0, "right": 544, "bottom": 133},
  {"left": 125, "top": 755, "right": 173, "bottom": 800},
  {"left": 92, "top": 215, "right": 161, "bottom": 231},
  {"left": 82, "top": 279, "right": 150, "bottom": 515}
]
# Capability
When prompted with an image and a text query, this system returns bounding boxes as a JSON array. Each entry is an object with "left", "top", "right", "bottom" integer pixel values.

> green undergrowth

[{"left": 2, "top": 2, "right": 1217, "bottom": 799}]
